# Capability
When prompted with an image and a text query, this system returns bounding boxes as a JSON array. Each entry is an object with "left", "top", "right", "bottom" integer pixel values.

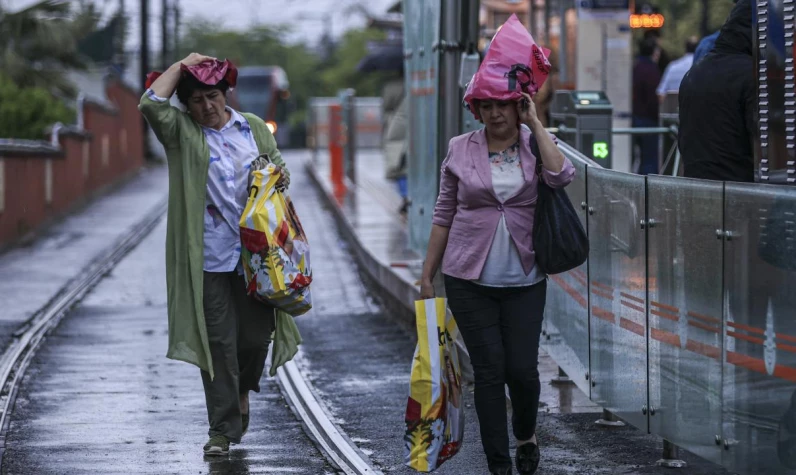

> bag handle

[
  {"left": 507, "top": 63, "right": 533, "bottom": 92},
  {"left": 530, "top": 133, "right": 543, "bottom": 178}
]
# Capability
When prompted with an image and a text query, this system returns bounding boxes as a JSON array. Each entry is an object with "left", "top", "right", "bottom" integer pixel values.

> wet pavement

[
  {"left": 0, "top": 152, "right": 737, "bottom": 475},
  {"left": 1, "top": 218, "right": 335, "bottom": 475}
]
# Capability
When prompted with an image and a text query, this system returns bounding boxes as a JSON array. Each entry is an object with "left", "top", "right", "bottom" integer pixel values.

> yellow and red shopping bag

[
  {"left": 404, "top": 298, "right": 464, "bottom": 472},
  {"left": 239, "top": 163, "right": 312, "bottom": 316}
]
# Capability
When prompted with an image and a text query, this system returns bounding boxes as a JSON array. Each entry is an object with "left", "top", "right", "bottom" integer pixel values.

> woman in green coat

[{"left": 139, "top": 53, "right": 299, "bottom": 456}]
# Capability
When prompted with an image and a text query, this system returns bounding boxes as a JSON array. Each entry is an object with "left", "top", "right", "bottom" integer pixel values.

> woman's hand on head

[{"left": 179, "top": 53, "right": 216, "bottom": 68}]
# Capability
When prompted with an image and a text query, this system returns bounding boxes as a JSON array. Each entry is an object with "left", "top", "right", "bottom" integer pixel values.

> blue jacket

[{"left": 693, "top": 30, "right": 720, "bottom": 64}]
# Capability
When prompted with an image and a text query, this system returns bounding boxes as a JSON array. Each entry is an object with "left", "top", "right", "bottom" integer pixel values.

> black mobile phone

[{"left": 521, "top": 98, "right": 530, "bottom": 111}]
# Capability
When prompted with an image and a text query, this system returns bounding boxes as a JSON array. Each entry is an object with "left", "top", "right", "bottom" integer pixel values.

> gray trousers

[{"left": 201, "top": 271, "right": 275, "bottom": 444}]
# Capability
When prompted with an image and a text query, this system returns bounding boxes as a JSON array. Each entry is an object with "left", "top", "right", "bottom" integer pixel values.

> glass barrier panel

[
  {"left": 542, "top": 157, "right": 591, "bottom": 394},
  {"left": 722, "top": 183, "right": 796, "bottom": 473},
  {"left": 587, "top": 167, "right": 648, "bottom": 431},
  {"left": 647, "top": 176, "right": 724, "bottom": 464}
]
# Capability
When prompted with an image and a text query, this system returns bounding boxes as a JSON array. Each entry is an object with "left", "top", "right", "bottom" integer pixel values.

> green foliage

[
  {"left": 0, "top": 75, "right": 75, "bottom": 139},
  {"left": 177, "top": 23, "right": 397, "bottom": 136},
  {"left": 636, "top": 0, "right": 736, "bottom": 56},
  {"left": 0, "top": 0, "right": 99, "bottom": 96},
  {"left": 320, "top": 28, "right": 394, "bottom": 98}
]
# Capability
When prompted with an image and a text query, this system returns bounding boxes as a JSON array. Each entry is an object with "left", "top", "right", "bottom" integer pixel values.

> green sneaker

[
  {"left": 242, "top": 413, "right": 250, "bottom": 437},
  {"left": 203, "top": 435, "right": 230, "bottom": 456}
]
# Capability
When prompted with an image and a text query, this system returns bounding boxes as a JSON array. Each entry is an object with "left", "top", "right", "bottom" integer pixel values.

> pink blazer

[{"left": 432, "top": 127, "right": 576, "bottom": 280}]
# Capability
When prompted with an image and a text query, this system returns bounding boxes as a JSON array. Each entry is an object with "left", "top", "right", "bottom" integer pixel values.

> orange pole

[{"left": 328, "top": 103, "right": 346, "bottom": 196}]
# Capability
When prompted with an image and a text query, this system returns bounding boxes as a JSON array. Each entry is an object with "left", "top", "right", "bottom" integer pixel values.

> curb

[{"left": 276, "top": 353, "right": 382, "bottom": 475}]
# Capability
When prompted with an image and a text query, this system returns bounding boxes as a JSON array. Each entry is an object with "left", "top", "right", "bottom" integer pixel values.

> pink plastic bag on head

[
  {"left": 181, "top": 59, "right": 238, "bottom": 88},
  {"left": 145, "top": 59, "right": 238, "bottom": 90},
  {"left": 463, "top": 14, "right": 551, "bottom": 120}
]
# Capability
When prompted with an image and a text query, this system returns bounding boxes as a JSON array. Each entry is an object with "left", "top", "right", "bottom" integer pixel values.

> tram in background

[{"left": 230, "top": 66, "right": 291, "bottom": 146}]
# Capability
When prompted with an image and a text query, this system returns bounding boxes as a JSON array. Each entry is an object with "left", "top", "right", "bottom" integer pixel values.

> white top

[
  {"left": 656, "top": 53, "right": 694, "bottom": 96},
  {"left": 146, "top": 89, "right": 260, "bottom": 272},
  {"left": 475, "top": 141, "right": 545, "bottom": 287}
]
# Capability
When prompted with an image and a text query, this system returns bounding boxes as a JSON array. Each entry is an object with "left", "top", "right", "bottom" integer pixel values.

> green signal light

[{"left": 593, "top": 142, "right": 609, "bottom": 159}]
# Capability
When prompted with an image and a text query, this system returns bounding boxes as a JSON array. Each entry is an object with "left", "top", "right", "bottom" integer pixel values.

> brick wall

[{"left": 0, "top": 78, "right": 146, "bottom": 247}]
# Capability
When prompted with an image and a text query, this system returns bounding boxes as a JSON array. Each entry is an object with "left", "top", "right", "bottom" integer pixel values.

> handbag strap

[{"left": 530, "top": 133, "right": 543, "bottom": 178}]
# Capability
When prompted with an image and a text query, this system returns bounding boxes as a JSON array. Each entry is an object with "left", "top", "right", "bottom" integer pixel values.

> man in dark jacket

[
  {"left": 633, "top": 37, "right": 662, "bottom": 175},
  {"left": 678, "top": 0, "right": 755, "bottom": 182}
]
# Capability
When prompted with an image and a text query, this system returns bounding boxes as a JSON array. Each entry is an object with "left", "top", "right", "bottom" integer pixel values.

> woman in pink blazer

[{"left": 420, "top": 92, "right": 575, "bottom": 475}]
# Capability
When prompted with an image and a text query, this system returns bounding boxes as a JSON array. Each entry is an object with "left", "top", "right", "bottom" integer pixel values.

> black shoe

[{"left": 516, "top": 441, "right": 540, "bottom": 474}]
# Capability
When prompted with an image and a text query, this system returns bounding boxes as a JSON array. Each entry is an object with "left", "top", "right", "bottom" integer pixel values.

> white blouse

[{"left": 475, "top": 141, "right": 545, "bottom": 287}]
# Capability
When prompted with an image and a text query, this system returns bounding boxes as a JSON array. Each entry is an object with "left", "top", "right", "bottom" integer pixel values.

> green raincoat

[{"left": 139, "top": 92, "right": 302, "bottom": 380}]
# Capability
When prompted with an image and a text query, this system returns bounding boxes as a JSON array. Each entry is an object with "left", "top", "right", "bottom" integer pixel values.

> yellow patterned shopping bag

[
  {"left": 239, "top": 162, "right": 312, "bottom": 316},
  {"left": 404, "top": 298, "right": 464, "bottom": 472}
]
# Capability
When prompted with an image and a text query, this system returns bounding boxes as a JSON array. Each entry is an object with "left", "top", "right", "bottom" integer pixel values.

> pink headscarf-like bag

[
  {"left": 145, "top": 59, "right": 238, "bottom": 90},
  {"left": 463, "top": 14, "right": 552, "bottom": 120}
]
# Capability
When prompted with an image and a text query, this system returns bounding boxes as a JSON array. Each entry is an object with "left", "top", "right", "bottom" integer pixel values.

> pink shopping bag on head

[{"left": 463, "top": 14, "right": 552, "bottom": 120}]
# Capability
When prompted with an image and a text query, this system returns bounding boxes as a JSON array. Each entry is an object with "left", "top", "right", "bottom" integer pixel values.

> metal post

[
  {"left": 595, "top": 408, "right": 625, "bottom": 427},
  {"left": 601, "top": 22, "right": 608, "bottom": 93},
  {"left": 140, "top": 0, "right": 150, "bottom": 158},
  {"left": 559, "top": 0, "right": 568, "bottom": 84},
  {"left": 116, "top": 0, "right": 126, "bottom": 73},
  {"left": 656, "top": 439, "right": 688, "bottom": 468},
  {"left": 544, "top": 0, "right": 551, "bottom": 47},
  {"left": 140, "top": 0, "right": 150, "bottom": 90},
  {"left": 328, "top": 103, "right": 346, "bottom": 197},
  {"left": 173, "top": 0, "right": 181, "bottom": 58},
  {"left": 161, "top": 0, "right": 169, "bottom": 69},
  {"left": 343, "top": 89, "right": 357, "bottom": 184}
]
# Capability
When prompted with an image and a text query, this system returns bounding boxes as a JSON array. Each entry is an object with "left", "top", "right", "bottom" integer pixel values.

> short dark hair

[
  {"left": 176, "top": 73, "right": 230, "bottom": 105},
  {"left": 686, "top": 37, "right": 699, "bottom": 53},
  {"left": 640, "top": 37, "right": 658, "bottom": 57}
]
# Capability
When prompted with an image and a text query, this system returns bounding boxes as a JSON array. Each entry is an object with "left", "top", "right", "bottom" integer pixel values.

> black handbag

[{"left": 531, "top": 135, "right": 589, "bottom": 275}]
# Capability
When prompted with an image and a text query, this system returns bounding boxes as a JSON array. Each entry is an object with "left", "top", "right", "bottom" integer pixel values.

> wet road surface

[{"left": 1, "top": 218, "right": 335, "bottom": 475}]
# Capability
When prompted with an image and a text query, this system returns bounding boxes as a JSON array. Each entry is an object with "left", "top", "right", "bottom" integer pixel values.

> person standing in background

[
  {"left": 633, "top": 38, "right": 662, "bottom": 175},
  {"left": 645, "top": 30, "right": 671, "bottom": 74},
  {"left": 657, "top": 36, "right": 698, "bottom": 100},
  {"left": 678, "top": 0, "right": 755, "bottom": 182},
  {"left": 381, "top": 76, "right": 410, "bottom": 214}
]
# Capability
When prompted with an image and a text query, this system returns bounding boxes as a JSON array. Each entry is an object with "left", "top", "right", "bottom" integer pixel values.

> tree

[
  {"left": 635, "top": 0, "right": 735, "bottom": 57},
  {"left": 320, "top": 27, "right": 395, "bottom": 98},
  {"left": 0, "top": 0, "right": 98, "bottom": 96},
  {"left": 0, "top": 74, "right": 74, "bottom": 139}
]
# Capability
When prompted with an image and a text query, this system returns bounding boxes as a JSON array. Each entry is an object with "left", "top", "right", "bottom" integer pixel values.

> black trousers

[
  {"left": 201, "top": 271, "right": 275, "bottom": 444},
  {"left": 444, "top": 275, "right": 547, "bottom": 472}
]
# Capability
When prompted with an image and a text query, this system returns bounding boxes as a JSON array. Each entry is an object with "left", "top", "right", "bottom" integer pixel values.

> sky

[{"left": 4, "top": 0, "right": 399, "bottom": 50}]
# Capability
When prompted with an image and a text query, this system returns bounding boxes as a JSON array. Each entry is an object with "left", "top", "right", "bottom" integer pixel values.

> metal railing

[
  {"left": 549, "top": 125, "right": 682, "bottom": 177},
  {"left": 544, "top": 141, "right": 796, "bottom": 474}
]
